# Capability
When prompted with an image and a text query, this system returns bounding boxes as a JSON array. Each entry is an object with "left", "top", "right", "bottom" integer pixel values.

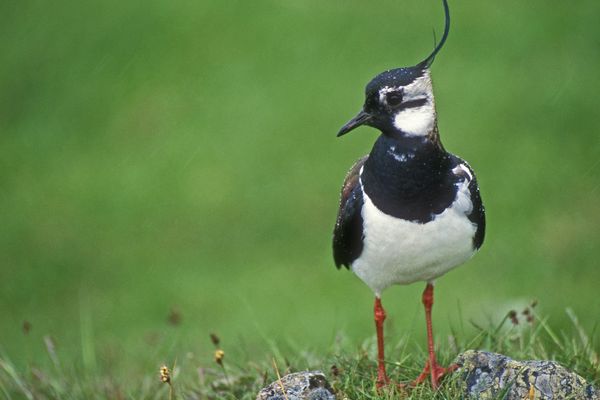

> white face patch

[
  {"left": 393, "top": 102, "right": 435, "bottom": 137},
  {"left": 378, "top": 70, "right": 436, "bottom": 137}
]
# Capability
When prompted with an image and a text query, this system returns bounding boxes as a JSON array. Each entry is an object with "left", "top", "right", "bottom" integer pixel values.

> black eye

[{"left": 386, "top": 91, "right": 403, "bottom": 107}]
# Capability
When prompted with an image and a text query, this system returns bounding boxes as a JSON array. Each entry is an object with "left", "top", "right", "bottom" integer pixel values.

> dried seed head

[
  {"left": 209, "top": 333, "right": 220, "bottom": 346},
  {"left": 167, "top": 308, "right": 182, "bottom": 326},
  {"left": 522, "top": 306, "right": 535, "bottom": 323},
  {"left": 160, "top": 365, "right": 171, "bottom": 384},
  {"left": 526, "top": 313, "right": 535, "bottom": 324},
  {"left": 214, "top": 349, "right": 225, "bottom": 365},
  {"left": 530, "top": 299, "right": 538, "bottom": 308},
  {"left": 508, "top": 310, "right": 519, "bottom": 325},
  {"left": 330, "top": 364, "right": 340, "bottom": 377}
]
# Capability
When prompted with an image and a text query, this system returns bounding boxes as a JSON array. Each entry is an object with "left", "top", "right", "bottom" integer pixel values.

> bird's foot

[
  {"left": 375, "top": 368, "right": 390, "bottom": 389},
  {"left": 375, "top": 370, "right": 409, "bottom": 395},
  {"left": 376, "top": 378, "right": 412, "bottom": 396},
  {"left": 409, "top": 361, "right": 458, "bottom": 389},
  {"left": 375, "top": 362, "right": 458, "bottom": 392}
]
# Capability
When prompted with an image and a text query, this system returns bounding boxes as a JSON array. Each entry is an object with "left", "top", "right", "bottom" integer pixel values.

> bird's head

[
  {"left": 337, "top": 66, "right": 436, "bottom": 139},
  {"left": 338, "top": 0, "right": 450, "bottom": 141}
]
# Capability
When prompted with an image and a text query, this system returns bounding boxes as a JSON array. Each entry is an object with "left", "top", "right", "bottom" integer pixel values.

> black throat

[{"left": 361, "top": 133, "right": 458, "bottom": 223}]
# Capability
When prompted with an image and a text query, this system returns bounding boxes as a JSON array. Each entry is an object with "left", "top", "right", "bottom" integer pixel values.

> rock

[
  {"left": 256, "top": 370, "right": 335, "bottom": 400},
  {"left": 454, "top": 350, "right": 598, "bottom": 400}
]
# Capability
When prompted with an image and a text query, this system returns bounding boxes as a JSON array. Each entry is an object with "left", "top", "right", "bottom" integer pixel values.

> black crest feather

[{"left": 418, "top": 0, "right": 450, "bottom": 68}]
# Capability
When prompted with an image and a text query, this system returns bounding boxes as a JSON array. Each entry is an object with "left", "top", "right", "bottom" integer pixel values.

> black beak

[{"left": 337, "top": 110, "right": 372, "bottom": 137}]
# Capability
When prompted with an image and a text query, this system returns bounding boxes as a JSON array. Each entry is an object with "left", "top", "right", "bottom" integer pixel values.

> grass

[{"left": 1, "top": 307, "right": 598, "bottom": 399}]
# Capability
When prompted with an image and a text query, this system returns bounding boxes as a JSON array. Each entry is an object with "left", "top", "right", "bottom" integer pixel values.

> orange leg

[
  {"left": 410, "top": 283, "right": 457, "bottom": 389},
  {"left": 374, "top": 297, "right": 390, "bottom": 388}
]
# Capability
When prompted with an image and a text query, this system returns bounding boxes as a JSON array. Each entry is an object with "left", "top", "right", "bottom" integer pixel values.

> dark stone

[
  {"left": 256, "top": 371, "right": 335, "bottom": 400},
  {"left": 454, "top": 350, "right": 598, "bottom": 400}
]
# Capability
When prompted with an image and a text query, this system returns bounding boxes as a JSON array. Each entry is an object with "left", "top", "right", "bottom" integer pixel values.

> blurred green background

[{"left": 1, "top": 0, "right": 599, "bottom": 376}]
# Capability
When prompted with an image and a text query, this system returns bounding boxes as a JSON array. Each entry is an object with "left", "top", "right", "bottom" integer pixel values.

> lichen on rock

[
  {"left": 454, "top": 350, "right": 598, "bottom": 400},
  {"left": 256, "top": 370, "right": 335, "bottom": 400}
]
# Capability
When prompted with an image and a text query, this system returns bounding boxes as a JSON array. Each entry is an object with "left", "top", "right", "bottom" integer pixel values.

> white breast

[{"left": 351, "top": 171, "right": 477, "bottom": 296}]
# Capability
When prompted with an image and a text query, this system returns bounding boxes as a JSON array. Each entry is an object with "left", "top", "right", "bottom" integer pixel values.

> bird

[{"left": 332, "top": 0, "right": 485, "bottom": 390}]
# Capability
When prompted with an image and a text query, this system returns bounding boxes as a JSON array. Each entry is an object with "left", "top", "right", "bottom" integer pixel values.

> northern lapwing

[{"left": 332, "top": 0, "right": 485, "bottom": 389}]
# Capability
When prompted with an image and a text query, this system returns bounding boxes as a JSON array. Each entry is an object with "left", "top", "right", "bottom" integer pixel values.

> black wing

[
  {"left": 467, "top": 169, "right": 486, "bottom": 250},
  {"left": 451, "top": 156, "right": 486, "bottom": 250},
  {"left": 333, "top": 156, "right": 368, "bottom": 269}
]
